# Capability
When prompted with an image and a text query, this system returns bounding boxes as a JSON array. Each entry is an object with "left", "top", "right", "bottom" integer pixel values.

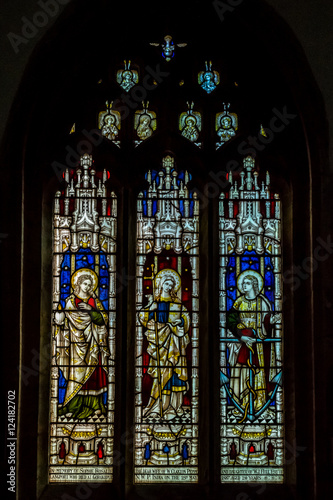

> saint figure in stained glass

[
  {"left": 139, "top": 269, "right": 190, "bottom": 420},
  {"left": 217, "top": 116, "right": 235, "bottom": 142},
  {"left": 198, "top": 61, "right": 220, "bottom": 94},
  {"left": 98, "top": 101, "right": 121, "bottom": 147},
  {"left": 137, "top": 115, "right": 153, "bottom": 140},
  {"left": 149, "top": 35, "right": 187, "bottom": 61},
  {"left": 216, "top": 103, "right": 238, "bottom": 149},
  {"left": 179, "top": 102, "right": 201, "bottom": 147},
  {"left": 116, "top": 60, "right": 139, "bottom": 92},
  {"left": 226, "top": 271, "right": 280, "bottom": 418},
  {"left": 102, "top": 115, "right": 118, "bottom": 141},
  {"left": 55, "top": 269, "right": 110, "bottom": 419},
  {"left": 134, "top": 102, "right": 156, "bottom": 146},
  {"left": 181, "top": 116, "right": 199, "bottom": 142}
]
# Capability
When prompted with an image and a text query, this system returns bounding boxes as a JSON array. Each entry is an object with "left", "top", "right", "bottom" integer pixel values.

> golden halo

[
  {"left": 155, "top": 268, "right": 182, "bottom": 293},
  {"left": 71, "top": 268, "right": 98, "bottom": 292},
  {"left": 237, "top": 270, "right": 264, "bottom": 295}
]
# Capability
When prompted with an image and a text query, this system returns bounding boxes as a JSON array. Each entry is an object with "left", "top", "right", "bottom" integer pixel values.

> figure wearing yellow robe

[
  {"left": 227, "top": 273, "right": 280, "bottom": 413},
  {"left": 139, "top": 271, "right": 190, "bottom": 420},
  {"left": 55, "top": 271, "right": 110, "bottom": 419}
]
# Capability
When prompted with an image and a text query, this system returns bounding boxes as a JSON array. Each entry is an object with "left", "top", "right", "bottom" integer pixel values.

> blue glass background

[
  {"left": 60, "top": 248, "right": 109, "bottom": 310},
  {"left": 225, "top": 251, "right": 276, "bottom": 406},
  {"left": 58, "top": 248, "right": 109, "bottom": 404},
  {"left": 226, "top": 251, "right": 275, "bottom": 311}
]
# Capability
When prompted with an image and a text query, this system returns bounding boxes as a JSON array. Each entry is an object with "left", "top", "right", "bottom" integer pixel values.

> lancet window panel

[
  {"left": 219, "top": 156, "right": 284, "bottom": 483},
  {"left": 134, "top": 155, "right": 199, "bottom": 483},
  {"left": 49, "top": 154, "right": 117, "bottom": 483}
]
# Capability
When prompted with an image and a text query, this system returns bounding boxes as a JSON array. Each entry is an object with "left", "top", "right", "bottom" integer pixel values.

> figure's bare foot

[
  {"left": 164, "top": 408, "right": 176, "bottom": 421},
  {"left": 176, "top": 407, "right": 184, "bottom": 416}
]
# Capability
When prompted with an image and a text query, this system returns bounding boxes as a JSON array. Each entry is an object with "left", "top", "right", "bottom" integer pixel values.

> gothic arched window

[
  {"left": 50, "top": 155, "right": 117, "bottom": 482},
  {"left": 2, "top": 1, "right": 325, "bottom": 498},
  {"left": 46, "top": 21, "right": 289, "bottom": 484}
]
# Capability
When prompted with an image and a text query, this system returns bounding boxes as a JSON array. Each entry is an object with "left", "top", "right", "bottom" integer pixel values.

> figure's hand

[
  {"left": 270, "top": 313, "right": 282, "bottom": 324},
  {"left": 241, "top": 336, "right": 256, "bottom": 348},
  {"left": 78, "top": 302, "right": 92, "bottom": 311}
]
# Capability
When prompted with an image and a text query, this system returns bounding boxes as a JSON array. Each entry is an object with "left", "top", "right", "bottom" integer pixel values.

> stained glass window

[
  {"left": 219, "top": 156, "right": 283, "bottom": 483},
  {"left": 134, "top": 155, "right": 199, "bottom": 483},
  {"left": 98, "top": 100, "right": 121, "bottom": 148},
  {"left": 134, "top": 102, "right": 157, "bottom": 147},
  {"left": 215, "top": 103, "right": 238, "bottom": 149},
  {"left": 149, "top": 35, "right": 187, "bottom": 61},
  {"left": 49, "top": 154, "right": 117, "bottom": 482},
  {"left": 48, "top": 31, "right": 287, "bottom": 488},
  {"left": 116, "top": 60, "right": 139, "bottom": 92},
  {"left": 198, "top": 61, "right": 220, "bottom": 94},
  {"left": 179, "top": 102, "right": 202, "bottom": 148}
]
